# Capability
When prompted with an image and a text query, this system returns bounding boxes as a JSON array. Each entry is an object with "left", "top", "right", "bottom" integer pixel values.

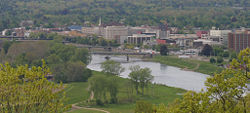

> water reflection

[{"left": 160, "top": 64, "right": 168, "bottom": 74}]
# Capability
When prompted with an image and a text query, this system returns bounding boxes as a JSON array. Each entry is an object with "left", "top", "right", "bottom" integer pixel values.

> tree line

[{"left": 0, "top": 0, "right": 249, "bottom": 31}]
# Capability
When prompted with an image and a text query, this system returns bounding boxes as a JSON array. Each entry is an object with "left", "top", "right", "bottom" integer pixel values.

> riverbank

[
  {"left": 66, "top": 71, "right": 186, "bottom": 113},
  {"left": 152, "top": 55, "right": 223, "bottom": 75}
]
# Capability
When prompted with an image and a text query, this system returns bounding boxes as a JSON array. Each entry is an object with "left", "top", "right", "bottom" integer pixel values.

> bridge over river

[
  {"left": 91, "top": 51, "right": 150, "bottom": 55},
  {"left": 66, "top": 43, "right": 158, "bottom": 56}
]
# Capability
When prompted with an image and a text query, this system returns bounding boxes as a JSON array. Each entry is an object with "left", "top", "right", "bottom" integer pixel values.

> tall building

[{"left": 228, "top": 30, "right": 250, "bottom": 52}]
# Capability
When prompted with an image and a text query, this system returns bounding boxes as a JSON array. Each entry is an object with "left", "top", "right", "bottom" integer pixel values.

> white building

[
  {"left": 194, "top": 39, "right": 221, "bottom": 46},
  {"left": 2, "top": 29, "right": 8, "bottom": 36},
  {"left": 82, "top": 27, "right": 104, "bottom": 36},
  {"left": 104, "top": 26, "right": 128, "bottom": 40},
  {"left": 127, "top": 34, "right": 155, "bottom": 45},
  {"left": 209, "top": 27, "right": 231, "bottom": 46},
  {"left": 220, "top": 30, "right": 231, "bottom": 46}
]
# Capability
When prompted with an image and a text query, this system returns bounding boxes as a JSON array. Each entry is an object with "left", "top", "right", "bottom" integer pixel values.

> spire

[{"left": 99, "top": 17, "right": 102, "bottom": 27}]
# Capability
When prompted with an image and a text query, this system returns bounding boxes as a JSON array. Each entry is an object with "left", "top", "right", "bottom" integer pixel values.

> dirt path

[
  {"left": 68, "top": 103, "right": 110, "bottom": 113},
  {"left": 182, "top": 63, "right": 200, "bottom": 71},
  {"left": 67, "top": 86, "right": 109, "bottom": 113},
  {"left": 193, "top": 63, "right": 200, "bottom": 70}
]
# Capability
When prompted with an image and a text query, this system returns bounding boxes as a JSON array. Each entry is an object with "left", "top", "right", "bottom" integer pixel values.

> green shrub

[
  {"left": 210, "top": 57, "right": 216, "bottom": 64},
  {"left": 135, "top": 101, "right": 153, "bottom": 113},
  {"left": 216, "top": 56, "right": 224, "bottom": 64}
]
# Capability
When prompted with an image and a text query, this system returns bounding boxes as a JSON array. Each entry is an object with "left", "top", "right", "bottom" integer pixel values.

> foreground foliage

[{"left": 0, "top": 60, "right": 69, "bottom": 113}]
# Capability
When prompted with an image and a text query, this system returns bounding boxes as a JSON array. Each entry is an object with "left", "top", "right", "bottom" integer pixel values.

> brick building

[{"left": 228, "top": 30, "right": 250, "bottom": 52}]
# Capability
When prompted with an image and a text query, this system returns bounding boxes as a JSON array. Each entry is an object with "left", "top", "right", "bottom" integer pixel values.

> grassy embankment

[
  {"left": 65, "top": 71, "right": 186, "bottom": 113},
  {"left": 152, "top": 55, "right": 224, "bottom": 75}
]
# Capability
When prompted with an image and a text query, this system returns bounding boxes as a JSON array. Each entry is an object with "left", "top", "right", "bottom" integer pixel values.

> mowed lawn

[
  {"left": 66, "top": 71, "right": 186, "bottom": 113},
  {"left": 153, "top": 55, "right": 223, "bottom": 75}
]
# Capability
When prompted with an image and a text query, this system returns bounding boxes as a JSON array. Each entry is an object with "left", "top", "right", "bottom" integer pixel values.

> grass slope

[
  {"left": 66, "top": 71, "right": 186, "bottom": 113},
  {"left": 153, "top": 55, "right": 223, "bottom": 75}
]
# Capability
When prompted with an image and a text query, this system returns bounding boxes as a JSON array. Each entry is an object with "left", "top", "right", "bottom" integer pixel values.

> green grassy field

[
  {"left": 153, "top": 55, "right": 223, "bottom": 75},
  {"left": 66, "top": 71, "right": 186, "bottom": 113},
  {"left": 64, "top": 82, "right": 89, "bottom": 105}
]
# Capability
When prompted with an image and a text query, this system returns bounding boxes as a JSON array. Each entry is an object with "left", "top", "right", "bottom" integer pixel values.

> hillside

[{"left": 0, "top": 0, "right": 249, "bottom": 31}]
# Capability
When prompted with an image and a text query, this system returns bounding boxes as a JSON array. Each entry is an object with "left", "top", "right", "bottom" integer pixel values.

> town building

[
  {"left": 82, "top": 27, "right": 104, "bottom": 35},
  {"left": 1, "top": 29, "right": 9, "bottom": 36},
  {"left": 168, "top": 34, "right": 198, "bottom": 48},
  {"left": 127, "top": 34, "right": 155, "bottom": 45},
  {"left": 209, "top": 27, "right": 231, "bottom": 46},
  {"left": 194, "top": 39, "right": 221, "bottom": 46},
  {"left": 104, "top": 26, "right": 128, "bottom": 40},
  {"left": 196, "top": 31, "right": 208, "bottom": 38},
  {"left": 13, "top": 27, "right": 26, "bottom": 37},
  {"left": 228, "top": 30, "right": 250, "bottom": 52},
  {"left": 220, "top": 30, "right": 231, "bottom": 46},
  {"left": 68, "top": 25, "right": 82, "bottom": 31},
  {"left": 128, "top": 27, "right": 146, "bottom": 36},
  {"left": 156, "top": 39, "right": 166, "bottom": 45}
]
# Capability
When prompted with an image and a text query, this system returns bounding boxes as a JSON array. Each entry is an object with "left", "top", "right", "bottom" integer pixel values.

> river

[{"left": 87, "top": 54, "right": 210, "bottom": 91}]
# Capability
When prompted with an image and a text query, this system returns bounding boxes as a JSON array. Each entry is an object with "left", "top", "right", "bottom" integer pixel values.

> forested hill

[{"left": 0, "top": 0, "right": 249, "bottom": 31}]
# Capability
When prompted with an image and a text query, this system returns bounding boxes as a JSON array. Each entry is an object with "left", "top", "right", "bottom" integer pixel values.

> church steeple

[{"left": 99, "top": 17, "right": 102, "bottom": 27}]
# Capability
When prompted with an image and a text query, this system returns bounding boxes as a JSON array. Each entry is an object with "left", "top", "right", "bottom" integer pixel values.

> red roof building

[
  {"left": 196, "top": 31, "right": 208, "bottom": 38},
  {"left": 156, "top": 39, "right": 166, "bottom": 44}
]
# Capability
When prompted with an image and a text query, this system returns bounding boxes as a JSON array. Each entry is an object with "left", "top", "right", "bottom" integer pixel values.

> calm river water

[{"left": 87, "top": 54, "right": 209, "bottom": 91}]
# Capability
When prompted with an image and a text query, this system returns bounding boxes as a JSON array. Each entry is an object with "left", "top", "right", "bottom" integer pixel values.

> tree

[
  {"left": 70, "top": 48, "right": 91, "bottom": 65},
  {"left": 160, "top": 45, "right": 169, "bottom": 56},
  {"left": 2, "top": 41, "right": 12, "bottom": 54},
  {"left": 231, "top": 48, "right": 250, "bottom": 79},
  {"left": 101, "top": 60, "right": 125, "bottom": 76},
  {"left": 49, "top": 43, "right": 76, "bottom": 62},
  {"left": 64, "top": 61, "right": 92, "bottom": 82},
  {"left": 47, "top": 54, "right": 63, "bottom": 65},
  {"left": 129, "top": 65, "right": 153, "bottom": 95},
  {"left": 213, "top": 46, "right": 224, "bottom": 56},
  {"left": 231, "top": 51, "right": 237, "bottom": 59},
  {"left": 0, "top": 60, "right": 69, "bottom": 113},
  {"left": 52, "top": 61, "right": 92, "bottom": 83},
  {"left": 222, "top": 51, "right": 229, "bottom": 57},
  {"left": 216, "top": 56, "right": 224, "bottom": 64},
  {"left": 201, "top": 44, "right": 213, "bottom": 56},
  {"left": 89, "top": 75, "right": 119, "bottom": 105},
  {"left": 106, "top": 77, "right": 119, "bottom": 104},
  {"left": 14, "top": 53, "right": 29, "bottom": 66},
  {"left": 210, "top": 57, "right": 216, "bottom": 64},
  {"left": 89, "top": 75, "right": 108, "bottom": 105}
]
